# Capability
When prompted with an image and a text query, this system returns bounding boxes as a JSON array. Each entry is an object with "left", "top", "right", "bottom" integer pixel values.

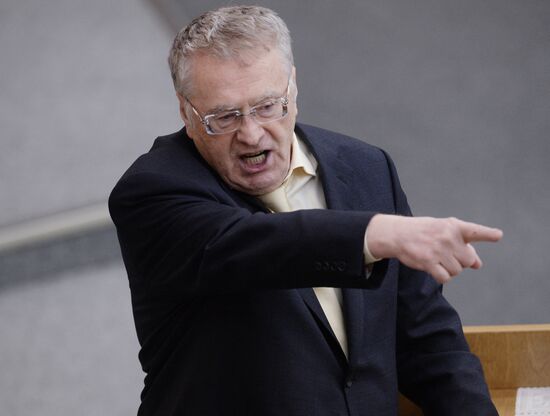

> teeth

[{"left": 243, "top": 151, "right": 266, "bottom": 165}]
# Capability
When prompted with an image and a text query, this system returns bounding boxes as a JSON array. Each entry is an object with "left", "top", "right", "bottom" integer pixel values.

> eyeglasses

[{"left": 185, "top": 79, "right": 290, "bottom": 135}]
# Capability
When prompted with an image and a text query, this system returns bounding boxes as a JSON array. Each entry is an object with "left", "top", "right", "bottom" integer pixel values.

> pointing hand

[{"left": 367, "top": 215, "right": 503, "bottom": 283}]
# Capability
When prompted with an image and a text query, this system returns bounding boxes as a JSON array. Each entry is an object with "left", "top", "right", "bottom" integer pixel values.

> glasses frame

[{"left": 185, "top": 77, "right": 291, "bottom": 136}]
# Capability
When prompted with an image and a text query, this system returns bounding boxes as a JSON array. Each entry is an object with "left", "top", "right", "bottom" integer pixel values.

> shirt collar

[{"left": 286, "top": 132, "right": 318, "bottom": 180}]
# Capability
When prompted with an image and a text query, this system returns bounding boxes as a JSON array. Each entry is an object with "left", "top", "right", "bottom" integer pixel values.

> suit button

[{"left": 345, "top": 379, "right": 353, "bottom": 388}]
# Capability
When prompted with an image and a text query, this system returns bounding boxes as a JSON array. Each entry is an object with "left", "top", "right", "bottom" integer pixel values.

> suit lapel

[
  {"left": 294, "top": 124, "right": 366, "bottom": 366},
  {"left": 296, "top": 288, "right": 347, "bottom": 363},
  {"left": 308, "top": 139, "right": 356, "bottom": 212},
  {"left": 342, "top": 289, "right": 364, "bottom": 367}
]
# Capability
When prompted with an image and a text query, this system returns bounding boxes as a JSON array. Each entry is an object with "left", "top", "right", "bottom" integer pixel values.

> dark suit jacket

[{"left": 109, "top": 123, "right": 497, "bottom": 416}]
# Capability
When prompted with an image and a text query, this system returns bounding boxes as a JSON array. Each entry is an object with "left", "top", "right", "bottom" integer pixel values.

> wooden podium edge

[{"left": 399, "top": 324, "right": 550, "bottom": 415}]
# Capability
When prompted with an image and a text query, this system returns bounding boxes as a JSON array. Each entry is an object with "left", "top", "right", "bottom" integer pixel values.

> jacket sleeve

[
  {"left": 381, "top": 151, "right": 498, "bottom": 415},
  {"left": 109, "top": 170, "right": 386, "bottom": 297}
]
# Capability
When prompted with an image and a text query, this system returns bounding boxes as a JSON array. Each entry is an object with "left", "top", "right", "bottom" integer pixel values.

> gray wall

[{"left": 0, "top": 0, "right": 181, "bottom": 228}]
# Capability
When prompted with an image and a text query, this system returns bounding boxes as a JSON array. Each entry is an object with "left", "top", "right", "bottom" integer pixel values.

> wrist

[{"left": 366, "top": 214, "right": 399, "bottom": 259}]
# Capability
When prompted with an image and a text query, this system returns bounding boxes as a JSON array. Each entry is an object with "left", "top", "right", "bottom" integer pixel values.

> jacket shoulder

[
  {"left": 108, "top": 128, "right": 223, "bottom": 210},
  {"left": 122, "top": 128, "right": 205, "bottom": 177},
  {"left": 296, "top": 123, "right": 389, "bottom": 163}
]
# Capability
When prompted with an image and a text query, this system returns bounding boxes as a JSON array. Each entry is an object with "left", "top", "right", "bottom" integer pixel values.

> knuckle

[
  {"left": 450, "top": 267, "right": 461, "bottom": 277},
  {"left": 418, "top": 250, "right": 434, "bottom": 265}
]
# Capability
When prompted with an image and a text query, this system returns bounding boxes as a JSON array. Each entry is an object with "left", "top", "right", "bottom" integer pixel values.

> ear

[
  {"left": 176, "top": 92, "right": 192, "bottom": 126},
  {"left": 291, "top": 66, "right": 298, "bottom": 101},
  {"left": 291, "top": 66, "right": 298, "bottom": 116}
]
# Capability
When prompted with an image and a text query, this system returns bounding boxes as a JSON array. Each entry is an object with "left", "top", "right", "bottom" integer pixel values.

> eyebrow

[
  {"left": 204, "top": 104, "right": 237, "bottom": 115},
  {"left": 204, "top": 90, "right": 282, "bottom": 115}
]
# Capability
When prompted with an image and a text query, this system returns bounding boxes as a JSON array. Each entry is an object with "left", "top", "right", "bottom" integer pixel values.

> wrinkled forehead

[
  {"left": 187, "top": 47, "right": 291, "bottom": 90},
  {"left": 186, "top": 48, "right": 292, "bottom": 106}
]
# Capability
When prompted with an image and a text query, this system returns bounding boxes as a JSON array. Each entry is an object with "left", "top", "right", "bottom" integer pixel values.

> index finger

[{"left": 461, "top": 222, "right": 503, "bottom": 243}]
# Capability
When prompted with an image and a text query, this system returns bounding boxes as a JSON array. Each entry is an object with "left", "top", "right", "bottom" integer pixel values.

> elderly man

[{"left": 109, "top": 5, "right": 502, "bottom": 416}]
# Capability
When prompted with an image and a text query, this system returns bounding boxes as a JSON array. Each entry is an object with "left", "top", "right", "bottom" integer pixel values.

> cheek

[
  {"left": 202, "top": 139, "right": 235, "bottom": 172},
  {"left": 185, "top": 121, "right": 202, "bottom": 144},
  {"left": 277, "top": 125, "right": 295, "bottom": 156}
]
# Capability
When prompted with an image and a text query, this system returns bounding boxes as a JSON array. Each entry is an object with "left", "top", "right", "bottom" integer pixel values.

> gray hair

[{"left": 168, "top": 5, "right": 294, "bottom": 98}]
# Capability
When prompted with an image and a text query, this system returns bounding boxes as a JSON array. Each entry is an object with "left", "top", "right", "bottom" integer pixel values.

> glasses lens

[
  {"left": 210, "top": 111, "right": 240, "bottom": 132},
  {"left": 207, "top": 99, "right": 288, "bottom": 135},
  {"left": 254, "top": 101, "right": 282, "bottom": 121}
]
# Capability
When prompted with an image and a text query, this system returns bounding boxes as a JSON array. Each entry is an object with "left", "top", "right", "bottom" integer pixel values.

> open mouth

[{"left": 242, "top": 150, "right": 268, "bottom": 166}]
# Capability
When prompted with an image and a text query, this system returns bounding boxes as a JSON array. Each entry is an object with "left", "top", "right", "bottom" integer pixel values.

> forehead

[{"left": 188, "top": 49, "right": 290, "bottom": 111}]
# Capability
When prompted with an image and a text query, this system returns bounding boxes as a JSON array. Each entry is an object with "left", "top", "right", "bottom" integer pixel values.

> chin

[
  {"left": 239, "top": 182, "right": 275, "bottom": 196},
  {"left": 231, "top": 172, "right": 285, "bottom": 196}
]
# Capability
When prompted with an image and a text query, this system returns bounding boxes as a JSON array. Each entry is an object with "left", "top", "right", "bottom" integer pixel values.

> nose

[{"left": 235, "top": 114, "right": 264, "bottom": 146}]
